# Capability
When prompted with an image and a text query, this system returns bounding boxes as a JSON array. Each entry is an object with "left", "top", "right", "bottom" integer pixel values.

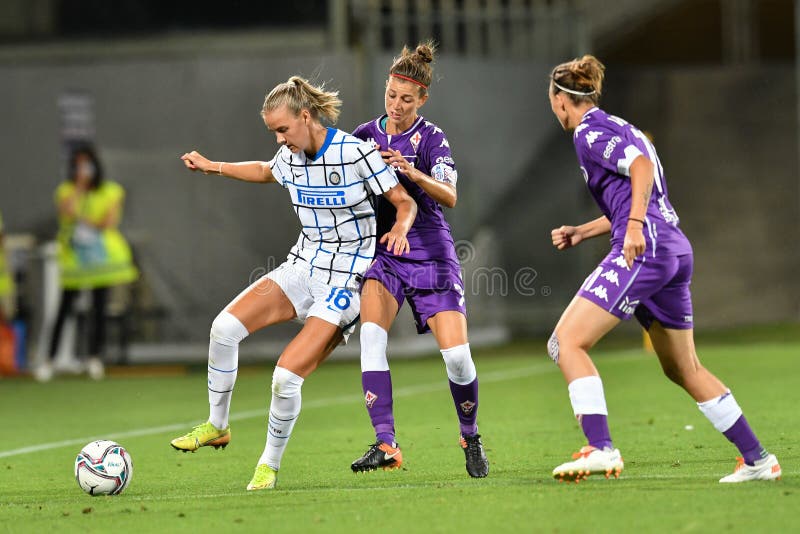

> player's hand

[
  {"left": 380, "top": 224, "right": 411, "bottom": 256},
  {"left": 382, "top": 149, "right": 417, "bottom": 180},
  {"left": 181, "top": 151, "right": 214, "bottom": 174},
  {"left": 551, "top": 225, "right": 582, "bottom": 250},
  {"left": 622, "top": 221, "right": 646, "bottom": 268}
]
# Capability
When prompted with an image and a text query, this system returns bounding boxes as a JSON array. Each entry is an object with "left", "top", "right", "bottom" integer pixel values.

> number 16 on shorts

[{"left": 325, "top": 287, "right": 353, "bottom": 312}]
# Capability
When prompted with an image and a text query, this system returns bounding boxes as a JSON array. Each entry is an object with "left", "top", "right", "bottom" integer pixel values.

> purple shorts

[
  {"left": 363, "top": 253, "right": 466, "bottom": 334},
  {"left": 577, "top": 249, "right": 694, "bottom": 330}
]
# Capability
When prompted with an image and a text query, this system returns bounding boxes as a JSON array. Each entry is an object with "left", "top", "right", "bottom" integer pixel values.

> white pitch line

[{"left": 0, "top": 362, "right": 558, "bottom": 459}]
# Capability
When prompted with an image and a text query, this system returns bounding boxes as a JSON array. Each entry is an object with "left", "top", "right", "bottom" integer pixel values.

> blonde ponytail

[{"left": 262, "top": 76, "right": 342, "bottom": 124}]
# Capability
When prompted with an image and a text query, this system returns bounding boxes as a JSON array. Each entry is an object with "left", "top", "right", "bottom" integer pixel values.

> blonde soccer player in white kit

[{"left": 172, "top": 76, "right": 417, "bottom": 491}]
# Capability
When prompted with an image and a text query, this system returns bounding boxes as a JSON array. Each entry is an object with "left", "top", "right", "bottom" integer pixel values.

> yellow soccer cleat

[
  {"left": 247, "top": 464, "right": 278, "bottom": 491},
  {"left": 170, "top": 421, "right": 230, "bottom": 452}
]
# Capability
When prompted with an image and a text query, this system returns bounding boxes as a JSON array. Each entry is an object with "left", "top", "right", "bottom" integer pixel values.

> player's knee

[
  {"left": 210, "top": 311, "right": 249, "bottom": 347},
  {"left": 441, "top": 343, "right": 476, "bottom": 385},
  {"left": 547, "top": 332, "right": 560, "bottom": 364},
  {"left": 271, "top": 366, "right": 304, "bottom": 398},
  {"left": 360, "top": 322, "right": 389, "bottom": 372}
]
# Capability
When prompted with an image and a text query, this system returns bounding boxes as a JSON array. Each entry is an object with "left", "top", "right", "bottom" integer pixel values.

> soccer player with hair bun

[
  {"left": 349, "top": 42, "right": 490, "bottom": 478},
  {"left": 172, "top": 75, "right": 417, "bottom": 491},
  {"left": 547, "top": 55, "right": 780, "bottom": 483}
]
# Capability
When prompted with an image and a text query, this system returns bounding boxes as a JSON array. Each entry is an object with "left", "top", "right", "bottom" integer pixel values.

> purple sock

[
  {"left": 449, "top": 378, "right": 479, "bottom": 436},
  {"left": 723, "top": 415, "right": 766, "bottom": 465},
  {"left": 580, "top": 414, "right": 613, "bottom": 450},
  {"left": 362, "top": 371, "right": 395, "bottom": 444}
]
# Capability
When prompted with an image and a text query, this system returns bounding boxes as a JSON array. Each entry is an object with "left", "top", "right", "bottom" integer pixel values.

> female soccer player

[
  {"left": 349, "top": 43, "right": 489, "bottom": 478},
  {"left": 172, "top": 76, "right": 417, "bottom": 491},
  {"left": 547, "top": 55, "right": 780, "bottom": 483}
]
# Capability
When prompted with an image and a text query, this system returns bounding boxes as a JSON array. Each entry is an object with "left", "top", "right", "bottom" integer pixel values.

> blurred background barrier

[{"left": 0, "top": 0, "right": 797, "bottom": 365}]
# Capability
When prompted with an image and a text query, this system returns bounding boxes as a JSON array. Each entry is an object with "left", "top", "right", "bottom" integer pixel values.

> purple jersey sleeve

[
  {"left": 418, "top": 123, "right": 458, "bottom": 186},
  {"left": 575, "top": 123, "right": 644, "bottom": 179}
]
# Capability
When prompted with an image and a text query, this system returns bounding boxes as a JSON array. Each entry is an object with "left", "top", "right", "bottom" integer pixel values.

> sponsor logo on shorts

[
  {"left": 684, "top": 315, "right": 693, "bottom": 323},
  {"left": 589, "top": 284, "right": 609, "bottom": 302},
  {"left": 296, "top": 188, "right": 346, "bottom": 206},
  {"left": 365, "top": 390, "right": 378, "bottom": 409},
  {"left": 460, "top": 400, "right": 476, "bottom": 415},
  {"left": 600, "top": 269, "right": 620, "bottom": 286},
  {"left": 618, "top": 296, "right": 640, "bottom": 315},
  {"left": 611, "top": 254, "right": 630, "bottom": 270}
]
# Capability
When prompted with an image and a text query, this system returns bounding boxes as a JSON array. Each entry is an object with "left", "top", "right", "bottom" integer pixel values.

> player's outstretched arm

[
  {"left": 380, "top": 184, "right": 417, "bottom": 256},
  {"left": 551, "top": 216, "right": 611, "bottom": 250},
  {"left": 181, "top": 150, "right": 276, "bottom": 183}
]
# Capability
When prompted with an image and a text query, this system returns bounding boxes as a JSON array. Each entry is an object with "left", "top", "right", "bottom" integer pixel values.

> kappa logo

[
  {"left": 575, "top": 123, "right": 588, "bottom": 136},
  {"left": 424, "top": 121, "right": 443, "bottom": 134},
  {"left": 454, "top": 282, "right": 465, "bottom": 306},
  {"left": 618, "top": 296, "right": 639, "bottom": 315},
  {"left": 589, "top": 284, "right": 609, "bottom": 302},
  {"left": 600, "top": 269, "right": 620, "bottom": 286},
  {"left": 329, "top": 171, "right": 341, "bottom": 185},
  {"left": 365, "top": 390, "right": 378, "bottom": 408},
  {"left": 460, "top": 400, "right": 476, "bottom": 415},
  {"left": 585, "top": 130, "right": 603, "bottom": 147},
  {"left": 611, "top": 255, "right": 631, "bottom": 270},
  {"left": 410, "top": 131, "right": 422, "bottom": 152},
  {"left": 439, "top": 137, "right": 450, "bottom": 148}
]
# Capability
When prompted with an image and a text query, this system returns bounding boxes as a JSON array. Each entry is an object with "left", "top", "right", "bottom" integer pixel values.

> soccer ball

[{"left": 74, "top": 440, "right": 133, "bottom": 496}]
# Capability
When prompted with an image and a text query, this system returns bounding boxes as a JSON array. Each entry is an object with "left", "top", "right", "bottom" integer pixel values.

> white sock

[
  {"left": 207, "top": 311, "right": 249, "bottom": 429},
  {"left": 567, "top": 376, "right": 608, "bottom": 416},
  {"left": 441, "top": 343, "right": 477, "bottom": 385},
  {"left": 360, "top": 322, "right": 389, "bottom": 371},
  {"left": 258, "top": 366, "right": 304, "bottom": 470},
  {"left": 697, "top": 390, "right": 742, "bottom": 432}
]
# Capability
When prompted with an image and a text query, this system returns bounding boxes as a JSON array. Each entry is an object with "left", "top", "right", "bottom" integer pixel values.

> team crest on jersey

[
  {"left": 460, "top": 400, "right": 476, "bottom": 415},
  {"left": 329, "top": 171, "right": 341, "bottom": 185},
  {"left": 365, "top": 390, "right": 378, "bottom": 408},
  {"left": 410, "top": 131, "right": 422, "bottom": 152}
]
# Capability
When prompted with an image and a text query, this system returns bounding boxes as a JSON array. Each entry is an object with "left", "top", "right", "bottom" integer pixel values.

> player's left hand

[
  {"left": 382, "top": 149, "right": 417, "bottom": 180},
  {"left": 622, "top": 222, "right": 646, "bottom": 268},
  {"left": 380, "top": 225, "right": 411, "bottom": 256}
]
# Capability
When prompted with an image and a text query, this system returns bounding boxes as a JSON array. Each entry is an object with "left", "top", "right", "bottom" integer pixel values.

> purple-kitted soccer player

[
  {"left": 547, "top": 55, "right": 781, "bottom": 483},
  {"left": 349, "top": 42, "right": 489, "bottom": 478}
]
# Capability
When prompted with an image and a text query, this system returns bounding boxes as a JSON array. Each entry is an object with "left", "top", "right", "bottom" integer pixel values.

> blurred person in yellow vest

[
  {"left": 35, "top": 145, "right": 138, "bottom": 381},
  {"left": 0, "top": 210, "right": 16, "bottom": 375}
]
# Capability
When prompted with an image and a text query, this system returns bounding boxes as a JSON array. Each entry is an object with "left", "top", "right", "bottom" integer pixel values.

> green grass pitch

[{"left": 1, "top": 338, "right": 798, "bottom": 533}]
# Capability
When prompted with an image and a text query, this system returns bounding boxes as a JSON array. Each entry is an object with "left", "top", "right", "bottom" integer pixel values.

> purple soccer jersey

[
  {"left": 573, "top": 107, "right": 692, "bottom": 257},
  {"left": 352, "top": 115, "right": 459, "bottom": 263}
]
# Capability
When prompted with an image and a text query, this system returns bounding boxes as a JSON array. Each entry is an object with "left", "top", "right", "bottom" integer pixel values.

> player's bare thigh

[
  {"left": 427, "top": 310, "right": 468, "bottom": 349},
  {"left": 277, "top": 317, "right": 344, "bottom": 378},
  {"left": 552, "top": 296, "right": 620, "bottom": 381},
  {"left": 360, "top": 278, "right": 400, "bottom": 331},
  {"left": 226, "top": 276, "right": 297, "bottom": 333}
]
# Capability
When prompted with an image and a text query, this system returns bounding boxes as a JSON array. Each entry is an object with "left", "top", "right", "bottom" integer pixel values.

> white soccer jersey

[{"left": 269, "top": 128, "right": 399, "bottom": 289}]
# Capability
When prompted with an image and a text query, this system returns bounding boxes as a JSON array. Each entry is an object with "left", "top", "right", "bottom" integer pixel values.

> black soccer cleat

[
  {"left": 351, "top": 441, "right": 403, "bottom": 472},
  {"left": 460, "top": 434, "right": 489, "bottom": 478}
]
